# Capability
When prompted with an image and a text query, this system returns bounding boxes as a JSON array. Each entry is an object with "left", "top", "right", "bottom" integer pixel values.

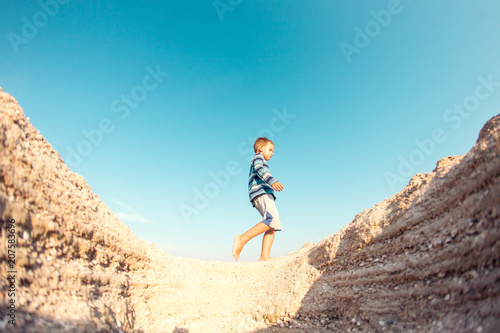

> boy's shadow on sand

[{"left": 173, "top": 327, "right": 189, "bottom": 333}]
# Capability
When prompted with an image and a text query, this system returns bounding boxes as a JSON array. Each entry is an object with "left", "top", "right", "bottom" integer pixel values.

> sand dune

[{"left": 1, "top": 88, "right": 499, "bottom": 332}]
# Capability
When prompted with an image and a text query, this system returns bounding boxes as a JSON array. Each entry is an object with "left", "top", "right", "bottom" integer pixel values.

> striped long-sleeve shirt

[{"left": 248, "top": 153, "right": 277, "bottom": 206}]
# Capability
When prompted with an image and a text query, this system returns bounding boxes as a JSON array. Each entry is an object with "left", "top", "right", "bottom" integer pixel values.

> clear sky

[{"left": 1, "top": 0, "right": 499, "bottom": 262}]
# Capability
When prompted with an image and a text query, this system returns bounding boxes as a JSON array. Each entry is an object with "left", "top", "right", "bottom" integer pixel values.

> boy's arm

[
  {"left": 272, "top": 181, "right": 284, "bottom": 192},
  {"left": 253, "top": 156, "right": 277, "bottom": 185}
]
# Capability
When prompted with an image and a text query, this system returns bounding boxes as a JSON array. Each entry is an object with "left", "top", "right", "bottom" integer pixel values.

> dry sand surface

[{"left": 1, "top": 87, "right": 499, "bottom": 332}]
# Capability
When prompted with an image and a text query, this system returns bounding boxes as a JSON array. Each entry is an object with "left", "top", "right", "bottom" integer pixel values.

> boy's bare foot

[
  {"left": 232, "top": 235, "right": 243, "bottom": 261},
  {"left": 259, "top": 256, "right": 276, "bottom": 262}
]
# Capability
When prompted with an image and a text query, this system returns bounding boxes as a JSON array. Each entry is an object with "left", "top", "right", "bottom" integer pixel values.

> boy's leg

[
  {"left": 233, "top": 222, "right": 271, "bottom": 261},
  {"left": 260, "top": 229, "right": 275, "bottom": 262}
]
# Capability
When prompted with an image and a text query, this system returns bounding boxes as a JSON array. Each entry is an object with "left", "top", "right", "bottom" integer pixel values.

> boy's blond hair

[{"left": 253, "top": 137, "right": 274, "bottom": 153}]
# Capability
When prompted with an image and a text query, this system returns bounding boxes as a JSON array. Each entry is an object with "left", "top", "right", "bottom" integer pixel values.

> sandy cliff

[{"left": 1, "top": 88, "right": 499, "bottom": 332}]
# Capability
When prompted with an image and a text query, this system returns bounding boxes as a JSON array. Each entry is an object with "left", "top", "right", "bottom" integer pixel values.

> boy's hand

[{"left": 272, "top": 181, "right": 284, "bottom": 192}]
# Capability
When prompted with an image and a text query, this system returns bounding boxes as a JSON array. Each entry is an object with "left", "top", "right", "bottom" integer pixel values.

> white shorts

[{"left": 253, "top": 193, "right": 281, "bottom": 231}]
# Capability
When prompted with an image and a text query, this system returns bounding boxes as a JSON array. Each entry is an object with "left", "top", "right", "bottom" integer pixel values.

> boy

[{"left": 232, "top": 137, "right": 284, "bottom": 262}]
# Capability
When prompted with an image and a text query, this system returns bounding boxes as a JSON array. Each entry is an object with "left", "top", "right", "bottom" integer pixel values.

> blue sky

[{"left": 1, "top": 0, "right": 499, "bottom": 262}]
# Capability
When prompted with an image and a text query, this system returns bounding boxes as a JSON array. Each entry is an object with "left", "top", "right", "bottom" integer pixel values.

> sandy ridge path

[{"left": 131, "top": 245, "right": 320, "bottom": 332}]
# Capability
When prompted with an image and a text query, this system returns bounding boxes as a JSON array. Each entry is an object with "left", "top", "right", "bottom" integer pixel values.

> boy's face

[{"left": 259, "top": 143, "right": 274, "bottom": 161}]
